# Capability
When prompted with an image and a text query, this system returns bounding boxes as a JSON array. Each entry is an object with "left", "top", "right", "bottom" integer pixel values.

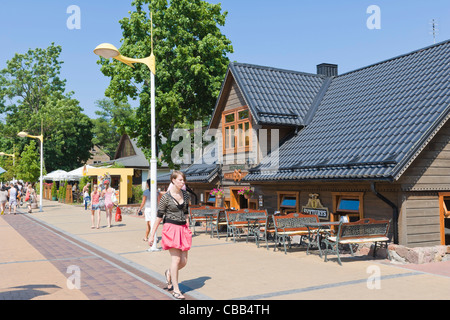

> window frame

[
  {"left": 277, "top": 191, "right": 300, "bottom": 214},
  {"left": 336, "top": 199, "right": 360, "bottom": 213},
  {"left": 222, "top": 106, "right": 252, "bottom": 154},
  {"left": 332, "top": 192, "right": 364, "bottom": 222}
]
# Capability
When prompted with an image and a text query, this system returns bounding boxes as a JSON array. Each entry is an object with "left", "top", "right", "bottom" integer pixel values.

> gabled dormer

[{"left": 208, "top": 62, "right": 332, "bottom": 164}]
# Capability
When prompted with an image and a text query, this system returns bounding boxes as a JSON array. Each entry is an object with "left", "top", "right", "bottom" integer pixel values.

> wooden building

[
  {"left": 85, "top": 145, "right": 111, "bottom": 166},
  {"left": 161, "top": 40, "right": 450, "bottom": 248}
]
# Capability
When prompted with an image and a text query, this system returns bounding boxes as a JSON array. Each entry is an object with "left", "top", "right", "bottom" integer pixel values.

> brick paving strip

[{"left": 2, "top": 214, "right": 194, "bottom": 300}]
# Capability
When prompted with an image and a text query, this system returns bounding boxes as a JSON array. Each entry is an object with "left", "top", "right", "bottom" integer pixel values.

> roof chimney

[{"left": 317, "top": 63, "right": 338, "bottom": 77}]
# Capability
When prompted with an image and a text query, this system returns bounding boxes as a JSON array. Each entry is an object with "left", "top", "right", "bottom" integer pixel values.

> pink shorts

[{"left": 161, "top": 223, "right": 192, "bottom": 251}]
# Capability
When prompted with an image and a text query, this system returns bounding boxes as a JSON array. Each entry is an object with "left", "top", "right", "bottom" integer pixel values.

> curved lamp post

[
  {"left": 0, "top": 151, "right": 15, "bottom": 181},
  {"left": 94, "top": 18, "right": 157, "bottom": 223},
  {"left": 18, "top": 131, "right": 44, "bottom": 212},
  {"left": 0, "top": 152, "right": 15, "bottom": 166}
]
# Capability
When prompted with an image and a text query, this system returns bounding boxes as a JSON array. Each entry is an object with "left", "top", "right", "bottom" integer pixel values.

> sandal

[
  {"left": 172, "top": 291, "right": 185, "bottom": 300},
  {"left": 164, "top": 269, "right": 173, "bottom": 291}
]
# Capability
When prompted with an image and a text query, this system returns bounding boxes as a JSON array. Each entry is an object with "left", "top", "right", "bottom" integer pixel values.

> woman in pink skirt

[
  {"left": 101, "top": 180, "right": 115, "bottom": 228},
  {"left": 149, "top": 170, "right": 192, "bottom": 300}
]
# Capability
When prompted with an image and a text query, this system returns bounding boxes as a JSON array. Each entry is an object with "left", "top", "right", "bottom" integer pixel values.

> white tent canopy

[
  {"left": 43, "top": 169, "right": 69, "bottom": 181},
  {"left": 66, "top": 165, "right": 96, "bottom": 180}
]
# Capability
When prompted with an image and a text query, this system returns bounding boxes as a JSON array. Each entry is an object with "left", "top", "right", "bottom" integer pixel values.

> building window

[
  {"left": 281, "top": 196, "right": 297, "bottom": 208},
  {"left": 277, "top": 191, "right": 299, "bottom": 214},
  {"left": 222, "top": 106, "right": 251, "bottom": 154},
  {"left": 332, "top": 192, "right": 364, "bottom": 222},
  {"left": 337, "top": 199, "right": 360, "bottom": 212},
  {"left": 207, "top": 194, "right": 216, "bottom": 204}
]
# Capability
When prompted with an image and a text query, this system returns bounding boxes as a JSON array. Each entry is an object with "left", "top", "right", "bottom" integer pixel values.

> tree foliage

[
  {"left": 97, "top": 0, "right": 233, "bottom": 167},
  {"left": 0, "top": 43, "right": 93, "bottom": 173},
  {"left": 15, "top": 140, "right": 41, "bottom": 183},
  {"left": 0, "top": 44, "right": 65, "bottom": 115},
  {"left": 91, "top": 98, "right": 134, "bottom": 158}
]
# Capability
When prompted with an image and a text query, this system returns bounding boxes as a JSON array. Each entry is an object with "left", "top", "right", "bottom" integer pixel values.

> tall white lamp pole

[
  {"left": 18, "top": 123, "right": 44, "bottom": 212},
  {"left": 94, "top": 13, "right": 157, "bottom": 224}
]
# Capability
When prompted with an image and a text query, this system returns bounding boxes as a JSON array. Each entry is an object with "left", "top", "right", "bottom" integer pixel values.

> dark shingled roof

[
  {"left": 244, "top": 40, "right": 450, "bottom": 182},
  {"left": 229, "top": 63, "right": 329, "bottom": 126},
  {"left": 158, "top": 164, "right": 219, "bottom": 184}
]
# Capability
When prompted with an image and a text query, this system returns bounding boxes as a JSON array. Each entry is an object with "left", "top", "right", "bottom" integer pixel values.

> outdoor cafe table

[
  {"left": 245, "top": 215, "right": 267, "bottom": 247},
  {"left": 304, "top": 221, "right": 341, "bottom": 257}
]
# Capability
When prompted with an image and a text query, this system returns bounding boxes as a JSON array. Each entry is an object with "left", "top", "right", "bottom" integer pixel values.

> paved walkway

[{"left": 1, "top": 199, "right": 449, "bottom": 300}]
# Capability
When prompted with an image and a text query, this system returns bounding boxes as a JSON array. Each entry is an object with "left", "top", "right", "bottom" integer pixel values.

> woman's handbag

[
  {"left": 99, "top": 197, "right": 106, "bottom": 211},
  {"left": 115, "top": 206, "right": 122, "bottom": 222},
  {"left": 24, "top": 192, "right": 30, "bottom": 202},
  {"left": 111, "top": 191, "right": 118, "bottom": 204}
]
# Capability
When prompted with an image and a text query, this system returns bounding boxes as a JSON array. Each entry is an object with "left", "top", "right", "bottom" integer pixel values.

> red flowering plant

[
  {"left": 210, "top": 188, "right": 224, "bottom": 197},
  {"left": 237, "top": 187, "right": 253, "bottom": 197}
]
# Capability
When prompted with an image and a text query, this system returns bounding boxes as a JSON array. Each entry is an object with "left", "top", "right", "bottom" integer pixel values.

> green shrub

[
  {"left": 131, "top": 185, "right": 143, "bottom": 204},
  {"left": 51, "top": 183, "right": 57, "bottom": 198}
]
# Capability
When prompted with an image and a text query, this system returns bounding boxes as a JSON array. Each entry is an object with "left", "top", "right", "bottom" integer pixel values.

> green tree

[
  {"left": 0, "top": 153, "right": 15, "bottom": 182},
  {"left": 0, "top": 43, "right": 65, "bottom": 116},
  {"left": 16, "top": 140, "right": 41, "bottom": 183},
  {"left": 91, "top": 98, "right": 134, "bottom": 157},
  {"left": 97, "top": 0, "right": 233, "bottom": 167},
  {"left": 0, "top": 43, "right": 93, "bottom": 172},
  {"left": 40, "top": 94, "right": 93, "bottom": 171}
]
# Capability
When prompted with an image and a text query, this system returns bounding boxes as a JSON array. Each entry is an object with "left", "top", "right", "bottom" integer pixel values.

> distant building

[
  {"left": 85, "top": 145, "right": 110, "bottom": 165},
  {"left": 109, "top": 134, "right": 170, "bottom": 187}
]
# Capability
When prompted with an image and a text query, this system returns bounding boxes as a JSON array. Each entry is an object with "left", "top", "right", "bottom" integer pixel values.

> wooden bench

[
  {"left": 323, "top": 218, "right": 390, "bottom": 266},
  {"left": 272, "top": 213, "right": 322, "bottom": 254},
  {"left": 189, "top": 206, "right": 225, "bottom": 236},
  {"left": 225, "top": 209, "right": 268, "bottom": 243}
]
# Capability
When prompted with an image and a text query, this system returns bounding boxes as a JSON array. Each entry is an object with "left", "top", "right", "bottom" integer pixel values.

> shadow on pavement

[{"left": 0, "top": 284, "right": 61, "bottom": 300}]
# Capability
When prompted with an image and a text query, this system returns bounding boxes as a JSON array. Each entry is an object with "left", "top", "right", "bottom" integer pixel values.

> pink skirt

[{"left": 161, "top": 223, "right": 192, "bottom": 251}]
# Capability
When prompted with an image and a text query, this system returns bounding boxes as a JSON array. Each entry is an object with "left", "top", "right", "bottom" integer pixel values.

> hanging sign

[
  {"left": 223, "top": 169, "right": 248, "bottom": 182},
  {"left": 302, "top": 193, "right": 329, "bottom": 220}
]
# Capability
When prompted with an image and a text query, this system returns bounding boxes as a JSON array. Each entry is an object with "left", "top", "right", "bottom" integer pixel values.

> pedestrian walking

[
  {"left": 90, "top": 185, "right": 101, "bottom": 229},
  {"left": 17, "top": 182, "right": 23, "bottom": 207},
  {"left": 25, "top": 184, "right": 37, "bottom": 214},
  {"left": 83, "top": 183, "right": 91, "bottom": 210},
  {"left": 0, "top": 186, "right": 8, "bottom": 215},
  {"left": 101, "top": 180, "right": 115, "bottom": 228},
  {"left": 137, "top": 179, "right": 160, "bottom": 251},
  {"left": 149, "top": 171, "right": 192, "bottom": 300},
  {"left": 8, "top": 184, "right": 18, "bottom": 215},
  {"left": 72, "top": 182, "right": 79, "bottom": 202}
]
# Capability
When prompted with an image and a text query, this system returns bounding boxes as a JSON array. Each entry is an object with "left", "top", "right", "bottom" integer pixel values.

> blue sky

[{"left": 1, "top": 0, "right": 449, "bottom": 119}]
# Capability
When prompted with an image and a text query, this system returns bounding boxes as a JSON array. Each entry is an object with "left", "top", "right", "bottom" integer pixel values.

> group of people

[
  {"left": 1, "top": 171, "right": 192, "bottom": 300},
  {"left": 85, "top": 179, "right": 118, "bottom": 229},
  {"left": 136, "top": 170, "right": 192, "bottom": 300},
  {"left": 0, "top": 181, "right": 37, "bottom": 215}
]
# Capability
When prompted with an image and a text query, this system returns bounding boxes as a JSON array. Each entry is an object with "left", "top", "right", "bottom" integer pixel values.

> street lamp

[
  {"left": 0, "top": 151, "right": 15, "bottom": 181},
  {"left": 94, "top": 14, "right": 158, "bottom": 226},
  {"left": 18, "top": 130, "right": 44, "bottom": 212},
  {"left": 0, "top": 152, "right": 15, "bottom": 166}
]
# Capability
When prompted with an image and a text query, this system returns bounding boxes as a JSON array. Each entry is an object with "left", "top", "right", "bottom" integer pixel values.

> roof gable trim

[{"left": 392, "top": 105, "right": 450, "bottom": 181}]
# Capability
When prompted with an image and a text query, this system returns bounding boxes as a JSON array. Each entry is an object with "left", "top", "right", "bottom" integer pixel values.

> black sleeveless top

[{"left": 157, "top": 190, "right": 190, "bottom": 225}]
